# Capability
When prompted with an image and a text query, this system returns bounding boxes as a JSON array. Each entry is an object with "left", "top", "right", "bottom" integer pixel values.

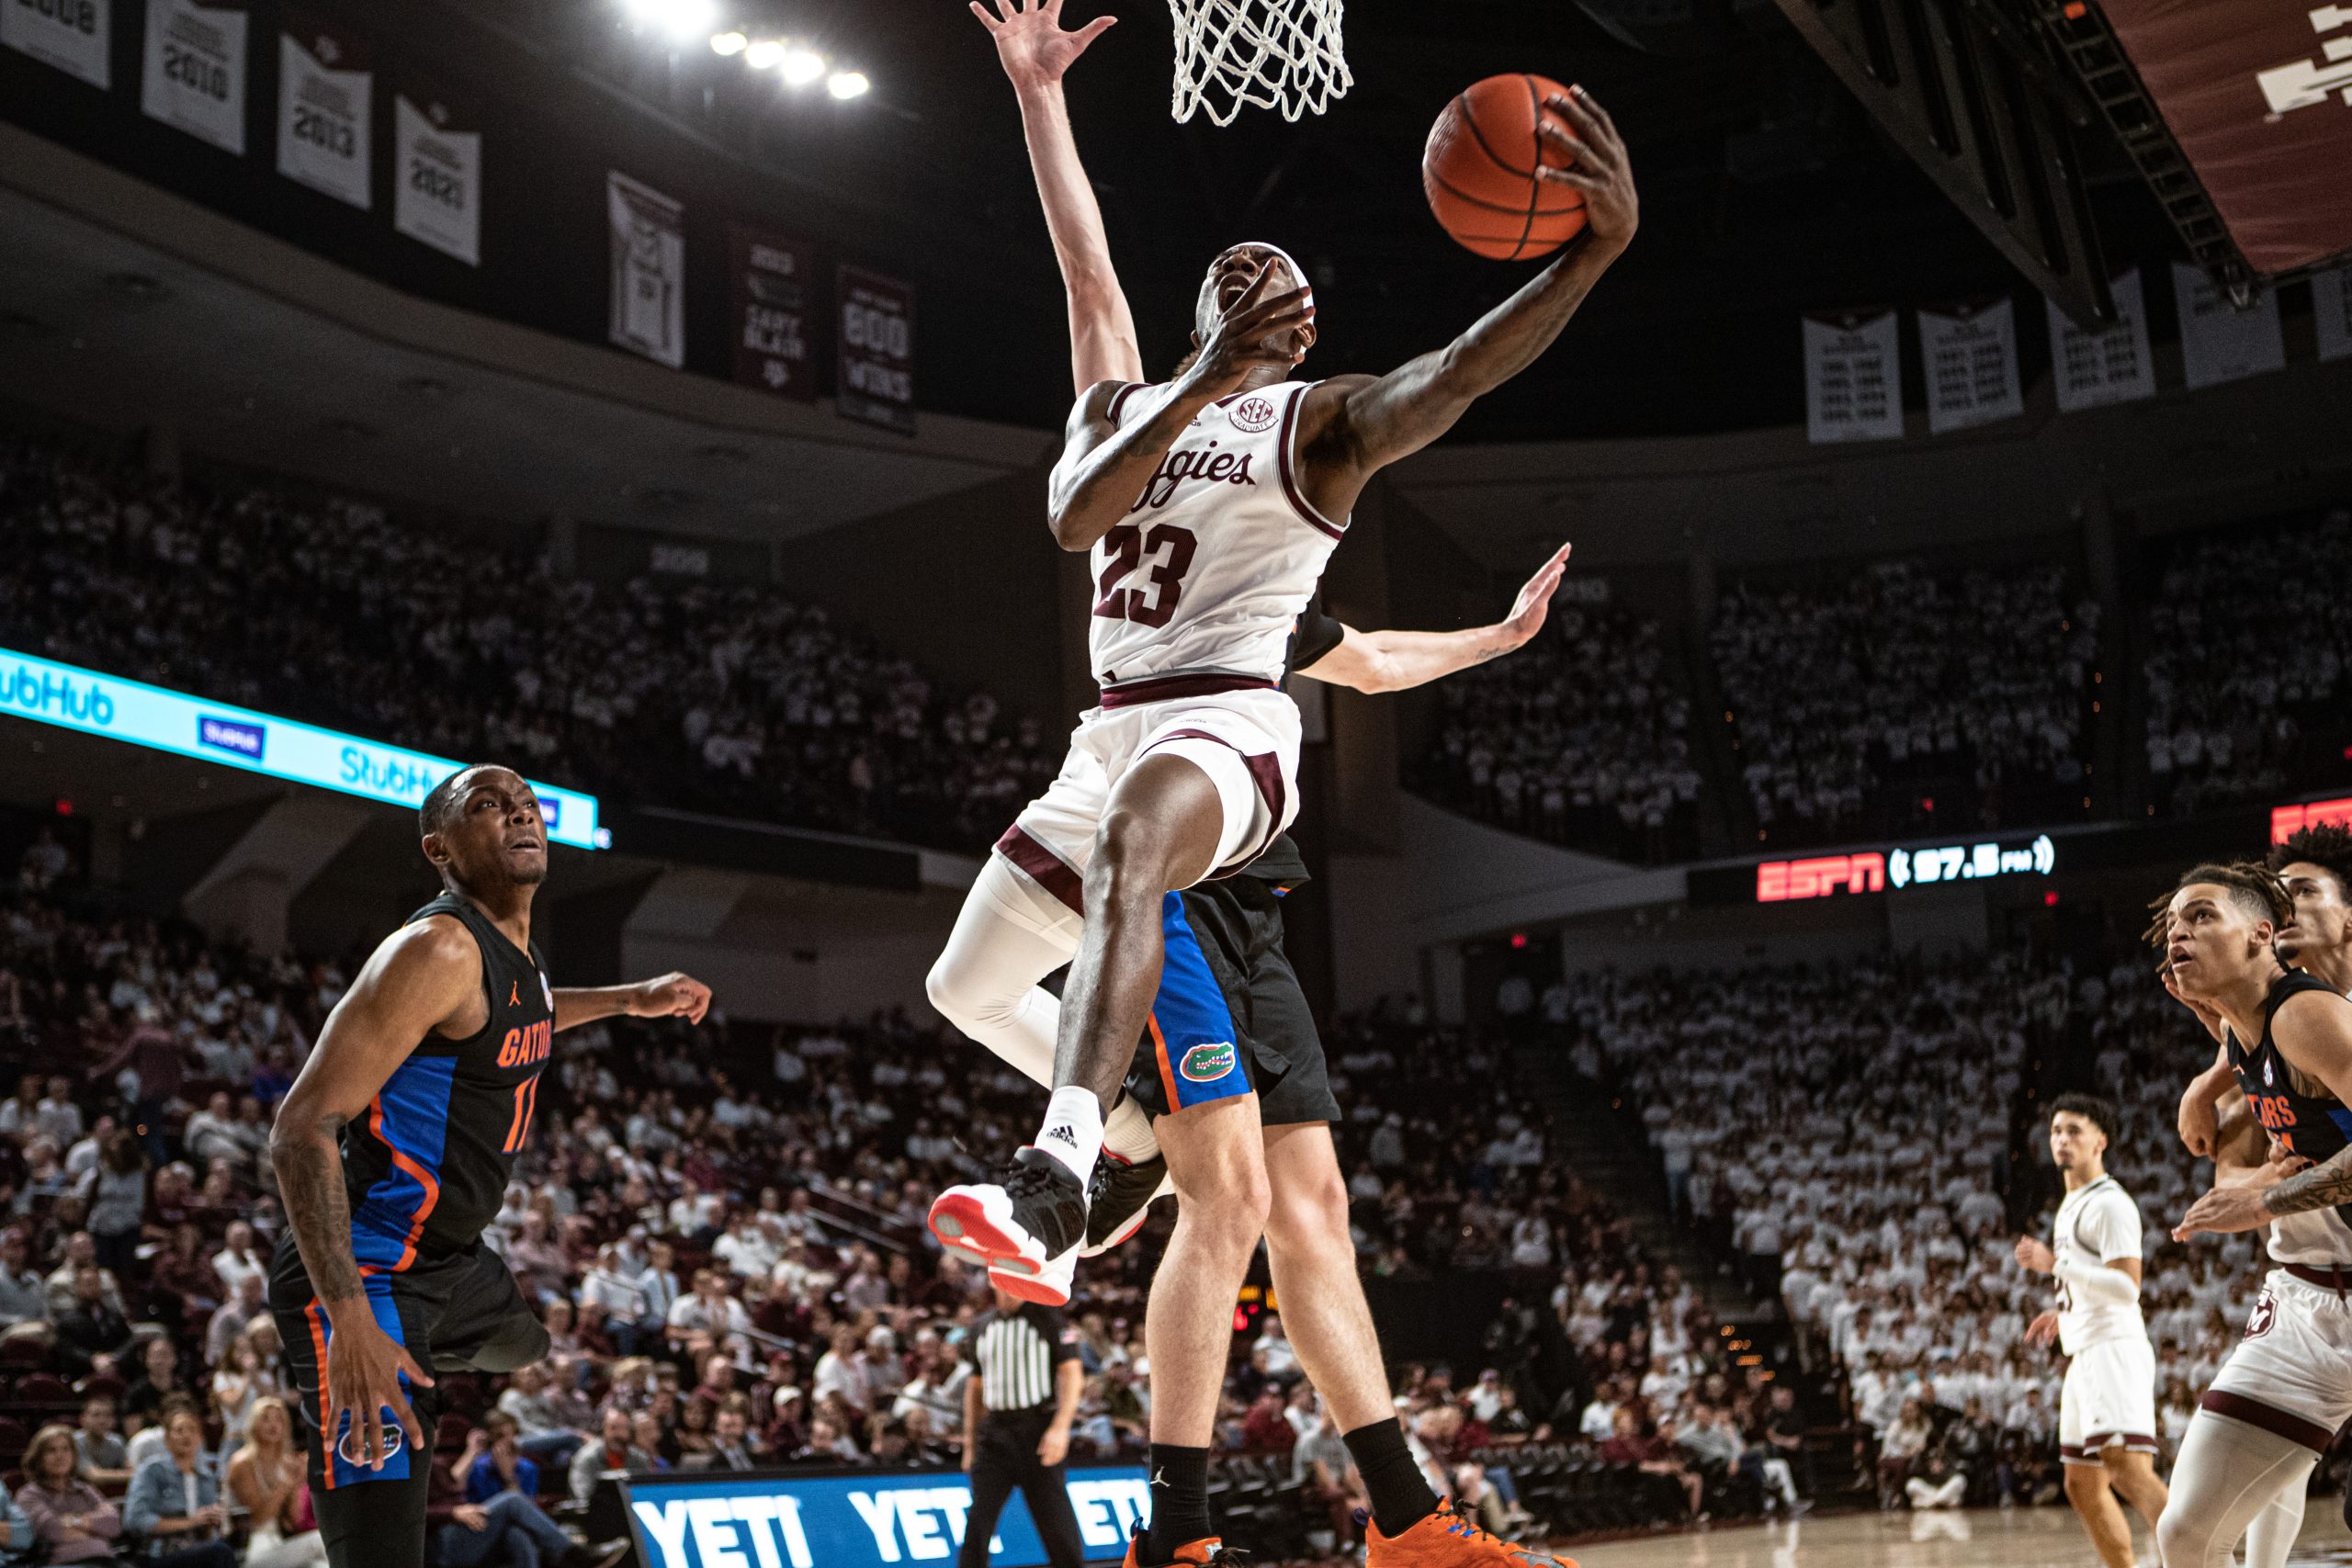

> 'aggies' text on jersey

[
  {"left": 1089, "top": 379, "right": 1346, "bottom": 686},
  {"left": 343, "top": 892, "right": 556, "bottom": 1273}
]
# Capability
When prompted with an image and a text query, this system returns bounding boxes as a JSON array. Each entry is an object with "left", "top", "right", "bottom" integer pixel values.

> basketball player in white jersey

[
  {"left": 2013, "top": 1094, "right": 2165, "bottom": 1568},
  {"left": 924, "top": 6, "right": 1635, "bottom": 1563},
  {"left": 928, "top": 7, "right": 1585, "bottom": 1566},
  {"left": 2157, "top": 859, "right": 2352, "bottom": 1568}
]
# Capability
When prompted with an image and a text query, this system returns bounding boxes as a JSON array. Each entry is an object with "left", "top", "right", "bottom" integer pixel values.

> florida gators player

[{"left": 267, "top": 765, "right": 709, "bottom": 1568}]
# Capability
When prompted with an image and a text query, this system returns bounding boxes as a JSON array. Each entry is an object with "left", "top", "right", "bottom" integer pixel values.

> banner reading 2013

[{"left": 277, "top": 10, "right": 371, "bottom": 209}]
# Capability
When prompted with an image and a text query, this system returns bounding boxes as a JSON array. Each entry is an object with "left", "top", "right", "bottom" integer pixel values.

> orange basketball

[{"left": 1422, "top": 73, "right": 1588, "bottom": 262}]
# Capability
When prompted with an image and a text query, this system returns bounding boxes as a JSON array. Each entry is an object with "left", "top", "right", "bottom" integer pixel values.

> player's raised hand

[
  {"left": 1496, "top": 543, "right": 1573, "bottom": 651},
  {"left": 628, "top": 971, "right": 712, "bottom": 1024},
  {"left": 2013, "top": 1235, "right": 2054, "bottom": 1274},
  {"left": 2023, "top": 1310, "right": 2060, "bottom": 1348},
  {"left": 1538, "top": 87, "right": 1637, "bottom": 251},
  {"left": 324, "top": 1310, "right": 430, "bottom": 1472},
  {"left": 1181, "top": 263, "right": 1315, "bottom": 398},
  {"left": 969, "top": 0, "right": 1115, "bottom": 92}
]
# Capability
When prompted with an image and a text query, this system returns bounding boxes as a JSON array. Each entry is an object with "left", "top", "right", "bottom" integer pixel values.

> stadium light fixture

[
  {"left": 743, "top": 38, "right": 785, "bottom": 68},
  {"left": 709, "top": 30, "right": 748, "bottom": 54},
  {"left": 826, "top": 69, "right": 869, "bottom": 99},
  {"left": 780, "top": 46, "right": 827, "bottom": 86},
  {"left": 625, "top": 0, "right": 716, "bottom": 42}
]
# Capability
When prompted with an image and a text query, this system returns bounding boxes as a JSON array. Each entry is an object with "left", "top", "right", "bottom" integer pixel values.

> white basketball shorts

[
  {"left": 2060, "top": 1337, "right": 2158, "bottom": 1465},
  {"left": 2201, "top": 1269, "right": 2352, "bottom": 1454},
  {"left": 994, "top": 676, "right": 1301, "bottom": 916}
]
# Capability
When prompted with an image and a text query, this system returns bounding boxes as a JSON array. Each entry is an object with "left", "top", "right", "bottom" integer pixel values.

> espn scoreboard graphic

[
  {"left": 1686, "top": 831, "right": 2060, "bottom": 906},
  {"left": 620, "top": 1467, "right": 1151, "bottom": 1568},
  {"left": 0, "top": 646, "right": 605, "bottom": 850}
]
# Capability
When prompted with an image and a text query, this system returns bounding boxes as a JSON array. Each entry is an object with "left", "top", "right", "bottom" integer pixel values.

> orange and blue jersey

[
  {"left": 1148, "top": 891, "right": 1251, "bottom": 1110},
  {"left": 338, "top": 893, "right": 555, "bottom": 1271}
]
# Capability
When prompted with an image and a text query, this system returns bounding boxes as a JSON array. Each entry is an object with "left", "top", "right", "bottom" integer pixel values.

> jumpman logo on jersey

[{"left": 509, "top": 981, "right": 520, "bottom": 1007}]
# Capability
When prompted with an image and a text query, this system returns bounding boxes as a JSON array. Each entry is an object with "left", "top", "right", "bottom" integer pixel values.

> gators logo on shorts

[{"left": 1180, "top": 1042, "right": 1238, "bottom": 1082}]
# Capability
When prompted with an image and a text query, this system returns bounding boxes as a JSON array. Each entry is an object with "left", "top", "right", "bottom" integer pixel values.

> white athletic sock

[
  {"left": 1035, "top": 1086, "right": 1103, "bottom": 1189},
  {"left": 1102, "top": 1098, "right": 1161, "bottom": 1165}
]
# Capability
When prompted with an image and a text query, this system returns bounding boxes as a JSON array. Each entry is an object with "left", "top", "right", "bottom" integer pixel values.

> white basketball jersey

[
  {"left": 1087, "top": 379, "right": 1347, "bottom": 686},
  {"left": 2053, "top": 1176, "right": 2147, "bottom": 1354}
]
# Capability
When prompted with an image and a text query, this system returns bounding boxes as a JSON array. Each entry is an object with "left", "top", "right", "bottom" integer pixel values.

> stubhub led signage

[
  {"left": 0, "top": 648, "right": 603, "bottom": 850},
  {"left": 622, "top": 1467, "right": 1151, "bottom": 1568}
]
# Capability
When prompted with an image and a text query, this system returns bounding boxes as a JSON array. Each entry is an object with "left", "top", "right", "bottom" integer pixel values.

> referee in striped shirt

[{"left": 961, "top": 1285, "right": 1085, "bottom": 1568}]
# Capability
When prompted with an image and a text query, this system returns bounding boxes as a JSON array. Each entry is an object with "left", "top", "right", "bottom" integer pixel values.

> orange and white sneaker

[
  {"left": 1366, "top": 1500, "right": 1577, "bottom": 1568},
  {"left": 1118, "top": 1524, "right": 1238, "bottom": 1566}
]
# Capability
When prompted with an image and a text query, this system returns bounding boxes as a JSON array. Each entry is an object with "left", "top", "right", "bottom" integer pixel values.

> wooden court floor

[{"left": 1556, "top": 1504, "right": 2352, "bottom": 1568}]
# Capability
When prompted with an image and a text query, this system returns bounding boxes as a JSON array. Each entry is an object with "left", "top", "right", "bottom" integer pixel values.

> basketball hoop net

[{"left": 1168, "top": 0, "right": 1351, "bottom": 125}]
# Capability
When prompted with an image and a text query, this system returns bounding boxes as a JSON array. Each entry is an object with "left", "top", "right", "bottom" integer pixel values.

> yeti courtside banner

[
  {"left": 621, "top": 1467, "right": 1150, "bottom": 1568},
  {"left": 0, "top": 647, "right": 603, "bottom": 850}
]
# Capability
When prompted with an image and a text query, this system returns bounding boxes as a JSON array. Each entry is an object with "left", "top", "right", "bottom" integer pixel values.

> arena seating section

[{"left": 3, "top": 433, "right": 2345, "bottom": 863}]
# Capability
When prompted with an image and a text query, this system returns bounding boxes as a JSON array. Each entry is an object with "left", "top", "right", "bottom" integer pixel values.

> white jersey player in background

[
  {"left": 2015, "top": 1095, "right": 2165, "bottom": 1568},
  {"left": 922, "top": 4, "right": 1641, "bottom": 1561}
]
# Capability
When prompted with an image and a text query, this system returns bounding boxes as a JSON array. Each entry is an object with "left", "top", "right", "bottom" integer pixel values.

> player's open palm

[
  {"left": 1182, "top": 264, "right": 1314, "bottom": 399},
  {"left": 1498, "top": 543, "right": 1573, "bottom": 650},
  {"left": 970, "top": 0, "right": 1114, "bottom": 91},
  {"left": 325, "top": 1311, "right": 430, "bottom": 1471},
  {"left": 1539, "top": 87, "right": 1638, "bottom": 250}
]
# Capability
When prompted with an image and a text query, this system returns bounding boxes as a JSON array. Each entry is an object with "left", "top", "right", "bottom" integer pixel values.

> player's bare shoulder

[{"left": 345, "top": 911, "right": 486, "bottom": 1039}]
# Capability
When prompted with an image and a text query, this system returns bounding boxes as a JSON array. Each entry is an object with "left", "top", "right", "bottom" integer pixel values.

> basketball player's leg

[
  {"left": 1146, "top": 1090, "right": 1272, "bottom": 1560},
  {"left": 2062, "top": 1458, "right": 2136, "bottom": 1568},
  {"left": 2098, "top": 1447, "right": 2168, "bottom": 1541},
  {"left": 925, "top": 852, "right": 1159, "bottom": 1166},
  {"left": 2242, "top": 1471, "right": 2310, "bottom": 1568},
  {"left": 2154, "top": 1413, "right": 2318, "bottom": 1568}
]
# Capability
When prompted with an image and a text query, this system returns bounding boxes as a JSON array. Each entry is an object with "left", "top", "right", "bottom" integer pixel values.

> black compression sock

[
  {"left": 1144, "top": 1444, "right": 1213, "bottom": 1561},
  {"left": 1344, "top": 1418, "right": 1442, "bottom": 1537}
]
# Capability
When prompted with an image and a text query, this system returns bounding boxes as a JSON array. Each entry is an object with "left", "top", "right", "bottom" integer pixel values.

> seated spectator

[
  {"left": 16, "top": 1422, "right": 125, "bottom": 1564},
  {"left": 223, "top": 1399, "right": 324, "bottom": 1568},
  {"left": 494, "top": 1365, "right": 586, "bottom": 1472},
  {"left": 1600, "top": 1407, "right": 1703, "bottom": 1519},
  {"left": 74, "top": 1395, "right": 133, "bottom": 1490},
  {"left": 0, "top": 1227, "right": 46, "bottom": 1328},
  {"left": 685, "top": 1406, "right": 763, "bottom": 1472},
  {"left": 54, "top": 1262, "right": 133, "bottom": 1376},
  {"left": 205, "top": 1274, "right": 270, "bottom": 1368},
  {"left": 438, "top": 1425, "right": 619, "bottom": 1568},
  {"left": 1876, "top": 1397, "right": 1933, "bottom": 1509},
  {"left": 121, "top": 1402, "right": 238, "bottom": 1568},
  {"left": 568, "top": 1407, "right": 653, "bottom": 1505},
  {"left": 124, "top": 1336, "right": 195, "bottom": 1436},
  {"left": 1239, "top": 1388, "right": 1295, "bottom": 1460}
]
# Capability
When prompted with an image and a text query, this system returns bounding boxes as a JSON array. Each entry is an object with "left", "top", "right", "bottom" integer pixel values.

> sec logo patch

[
  {"left": 1229, "top": 396, "right": 1278, "bottom": 433},
  {"left": 1181, "top": 1042, "right": 1238, "bottom": 1082}
]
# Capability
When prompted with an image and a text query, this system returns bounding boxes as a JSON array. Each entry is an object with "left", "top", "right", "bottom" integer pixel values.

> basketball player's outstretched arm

[
  {"left": 1046, "top": 265, "right": 1312, "bottom": 549},
  {"left": 2177, "top": 990, "right": 2352, "bottom": 1236},
  {"left": 969, "top": 0, "right": 1141, "bottom": 390},
  {"left": 269, "top": 917, "right": 481, "bottom": 1469},
  {"left": 1301, "top": 543, "right": 1573, "bottom": 693},
  {"left": 551, "top": 974, "right": 712, "bottom": 1032},
  {"left": 1301, "top": 89, "right": 1637, "bottom": 495}
]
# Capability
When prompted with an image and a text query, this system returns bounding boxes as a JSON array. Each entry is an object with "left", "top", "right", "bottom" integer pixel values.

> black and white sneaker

[
  {"left": 1081, "top": 1151, "right": 1175, "bottom": 1258},
  {"left": 930, "top": 1148, "right": 1088, "bottom": 1293}
]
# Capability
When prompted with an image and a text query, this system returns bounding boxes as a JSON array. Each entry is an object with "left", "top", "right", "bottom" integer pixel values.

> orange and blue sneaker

[
  {"left": 1119, "top": 1524, "right": 1242, "bottom": 1566},
  {"left": 1366, "top": 1500, "right": 1577, "bottom": 1568}
]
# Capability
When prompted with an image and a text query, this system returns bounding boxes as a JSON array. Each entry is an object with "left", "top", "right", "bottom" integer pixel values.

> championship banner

[
  {"left": 141, "top": 0, "right": 246, "bottom": 154},
  {"left": 2103, "top": 0, "right": 2352, "bottom": 276},
  {"left": 729, "top": 223, "right": 815, "bottom": 400},
  {"left": 608, "top": 172, "right": 686, "bottom": 369},
  {"left": 277, "top": 11, "right": 370, "bottom": 209},
  {"left": 3, "top": 0, "right": 111, "bottom": 87},
  {"left": 2049, "top": 267, "right": 2156, "bottom": 413},
  {"left": 1802, "top": 309, "right": 1902, "bottom": 444},
  {"left": 394, "top": 87, "right": 481, "bottom": 265},
  {"left": 838, "top": 264, "right": 917, "bottom": 434},
  {"left": 2173, "top": 262, "right": 2285, "bottom": 389},
  {"left": 1918, "top": 297, "right": 2022, "bottom": 434},
  {"left": 2313, "top": 266, "right": 2352, "bottom": 364},
  {"left": 621, "top": 1466, "right": 1150, "bottom": 1568}
]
